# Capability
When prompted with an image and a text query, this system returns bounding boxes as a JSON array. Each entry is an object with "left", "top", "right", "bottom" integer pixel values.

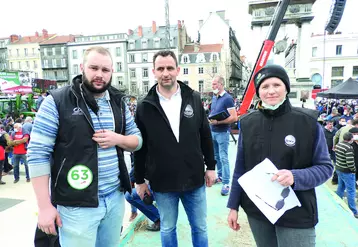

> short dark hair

[
  {"left": 326, "top": 119, "right": 335, "bottom": 123},
  {"left": 152, "top": 50, "right": 178, "bottom": 68},
  {"left": 343, "top": 132, "right": 353, "bottom": 141},
  {"left": 352, "top": 119, "right": 358, "bottom": 126}
]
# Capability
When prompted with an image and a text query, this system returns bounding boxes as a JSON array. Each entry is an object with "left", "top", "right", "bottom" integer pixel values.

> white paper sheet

[{"left": 238, "top": 158, "right": 301, "bottom": 224}]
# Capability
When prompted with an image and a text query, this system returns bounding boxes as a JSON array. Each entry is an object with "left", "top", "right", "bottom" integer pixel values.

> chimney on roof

[
  {"left": 199, "top": 20, "right": 204, "bottom": 29},
  {"left": 216, "top": 10, "right": 226, "bottom": 20},
  {"left": 138, "top": 25, "right": 143, "bottom": 37},
  {"left": 177, "top": 20, "right": 182, "bottom": 29},
  {"left": 128, "top": 29, "right": 133, "bottom": 36},
  {"left": 194, "top": 42, "right": 200, "bottom": 52},
  {"left": 10, "top": 34, "right": 19, "bottom": 43},
  {"left": 35, "top": 31, "right": 39, "bottom": 38},
  {"left": 152, "top": 21, "right": 157, "bottom": 33},
  {"left": 42, "top": 29, "right": 48, "bottom": 39}
]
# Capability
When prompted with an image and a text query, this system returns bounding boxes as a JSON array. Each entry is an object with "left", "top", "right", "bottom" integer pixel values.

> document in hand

[
  {"left": 208, "top": 111, "right": 229, "bottom": 121},
  {"left": 238, "top": 158, "right": 301, "bottom": 224}
]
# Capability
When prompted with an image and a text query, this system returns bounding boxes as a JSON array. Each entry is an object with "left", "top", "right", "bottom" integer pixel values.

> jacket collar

[{"left": 258, "top": 98, "right": 292, "bottom": 117}]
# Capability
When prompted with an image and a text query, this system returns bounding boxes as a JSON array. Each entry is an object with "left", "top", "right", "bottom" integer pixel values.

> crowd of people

[
  {"left": 2, "top": 46, "right": 352, "bottom": 247},
  {"left": 0, "top": 114, "right": 33, "bottom": 185}
]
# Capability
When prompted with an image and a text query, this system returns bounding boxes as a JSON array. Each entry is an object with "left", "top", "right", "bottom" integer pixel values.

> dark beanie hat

[
  {"left": 349, "top": 127, "right": 358, "bottom": 134},
  {"left": 253, "top": 64, "right": 290, "bottom": 97}
]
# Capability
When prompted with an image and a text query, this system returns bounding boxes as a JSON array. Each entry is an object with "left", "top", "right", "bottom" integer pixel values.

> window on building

[
  {"left": 72, "top": 50, "right": 78, "bottom": 59},
  {"left": 143, "top": 68, "right": 148, "bottom": 78},
  {"left": 129, "top": 41, "right": 135, "bottom": 50},
  {"left": 212, "top": 54, "right": 218, "bottom": 61},
  {"left": 353, "top": 66, "right": 358, "bottom": 77},
  {"left": 52, "top": 59, "right": 57, "bottom": 67},
  {"left": 142, "top": 40, "right": 148, "bottom": 49},
  {"left": 117, "top": 76, "right": 123, "bottom": 86},
  {"left": 116, "top": 62, "right": 122, "bottom": 72},
  {"left": 336, "top": 45, "right": 342, "bottom": 55},
  {"left": 32, "top": 48, "right": 35, "bottom": 55},
  {"left": 62, "top": 70, "right": 67, "bottom": 79},
  {"left": 35, "top": 72, "right": 38, "bottom": 78},
  {"left": 312, "top": 47, "right": 317, "bottom": 57},
  {"left": 43, "top": 71, "right": 48, "bottom": 79},
  {"left": 33, "top": 61, "right": 37, "bottom": 69},
  {"left": 44, "top": 48, "right": 47, "bottom": 56},
  {"left": 183, "top": 68, "right": 188, "bottom": 75},
  {"left": 44, "top": 60, "right": 48, "bottom": 68},
  {"left": 52, "top": 47, "right": 56, "bottom": 56},
  {"left": 184, "top": 56, "right": 188, "bottom": 63},
  {"left": 170, "top": 37, "right": 174, "bottom": 47},
  {"left": 24, "top": 48, "right": 28, "bottom": 56},
  {"left": 54, "top": 71, "right": 58, "bottom": 79},
  {"left": 73, "top": 64, "right": 79, "bottom": 74},
  {"left": 212, "top": 67, "right": 218, "bottom": 73},
  {"left": 61, "top": 58, "right": 66, "bottom": 67},
  {"left": 183, "top": 80, "right": 189, "bottom": 85},
  {"left": 199, "top": 80, "right": 204, "bottom": 93},
  {"left": 129, "top": 54, "right": 135, "bottom": 63},
  {"left": 116, "top": 47, "right": 121, "bottom": 57},
  {"left": 143, "top": 81, "right": 149, "bottom": 93},
  {"left": 198, "top": 67, "right": 204, "bottom": 74},
  {"left": 130, "top": 69, "right": 136, "bottom": 78},
  {"left": 131, "top": 82, "right": 137, "bottom": 94},
  {"left": 61, "top": 47, "right": 65, "bottom": 55},
  {"left": 331, "top": 66, "right": 344, "bottom": 77},
  {"left": 154, "top": 39, "right": 160, "bottom": 48},
  {"left": 16, "top": 49, "right": 19, "bottom": 57},
  {"left": 142, "top": 53, "right": 148, "bottom": 62},
  {"left": 18, "top": 62, "right": 21, "bottom": 69},
  {"left": 10, "top": 62, "right": 13, "bottom": 70},
  {"left": 331, "top": 79, "right": 343, "bottom": 87},
  {"left": 26, "top": 61, "right": 29, "bottom": 68}
]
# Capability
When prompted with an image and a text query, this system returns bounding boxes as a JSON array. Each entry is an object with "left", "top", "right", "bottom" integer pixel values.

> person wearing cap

[
  {"left": 227, "top": 64, "right": 333, "bottom": 246},
  {"left": 349, "top": 127, "right": 358, "bottom": 183}
]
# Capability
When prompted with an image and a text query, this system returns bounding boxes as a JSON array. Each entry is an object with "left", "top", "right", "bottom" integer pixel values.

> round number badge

[{"left": 67, "top": 165, "right": 93, "bottom": 190}]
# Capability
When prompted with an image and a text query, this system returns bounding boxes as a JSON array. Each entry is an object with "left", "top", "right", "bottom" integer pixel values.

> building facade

[
  {"left": 0, "top": 38, "right": 9, "bottom": 70},
  {"left": 198, "top": 10, "right": 243, "bottom": 94},
  {"left": 127, "top": 20, "right": 190, "bottom": 97},
  {"left": 40, "top": 35, "right": 75, "bottom": 87},
  {"left": 310, "top": 33, "right": 358, "bottom": 89},
  {"left": 178, "top": 44, "right": 225, "bottom": 93},
  {"left": 67, "top": 33, "right": 128, "bottom": 90},
  {"left": 6, "top": 30, "right": 55, "bottom": 79},
  {"left": 248, "top": 0, "right": 316, "bottom": 104}
]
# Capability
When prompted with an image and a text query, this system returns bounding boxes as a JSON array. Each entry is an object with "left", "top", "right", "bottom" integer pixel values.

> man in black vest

[
  {"left": 227, "top": 65, "right": 333, "bottom": 247},
  {"left": 28, "top": 46, "right": 142, "bottom": 247}
]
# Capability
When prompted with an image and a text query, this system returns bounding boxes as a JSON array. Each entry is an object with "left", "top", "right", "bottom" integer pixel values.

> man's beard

[{"left": 82, "top": 73, "right": 112, "bottom": 94}]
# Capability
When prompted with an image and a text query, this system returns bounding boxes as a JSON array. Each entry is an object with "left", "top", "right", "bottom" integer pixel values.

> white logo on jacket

[
  {"left": 285, "top": 135, "right": 296, "bottom": 147},
  {"left": 184, "top": 104, "right": 194, "bottom": 118},
  {"left": 72, "top": 107, "right": 84, "bottom": 116}
]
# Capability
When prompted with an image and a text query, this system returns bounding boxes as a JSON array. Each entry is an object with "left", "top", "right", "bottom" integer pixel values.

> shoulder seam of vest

[{"left": 291, "top": 107, "right": 318, "bottom": 120}]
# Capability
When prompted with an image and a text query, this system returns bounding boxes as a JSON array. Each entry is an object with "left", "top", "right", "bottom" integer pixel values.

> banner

[
  {"left": 0, "top": 71, "right": 32, "bottom": 93},
  {"left": 31, "top": 78, "right": 57, "bottom": 93}
]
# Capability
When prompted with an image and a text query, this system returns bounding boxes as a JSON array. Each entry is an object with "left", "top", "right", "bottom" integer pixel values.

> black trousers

[{"left": 34, "top": 226, "right": 60, "bottom": 247}]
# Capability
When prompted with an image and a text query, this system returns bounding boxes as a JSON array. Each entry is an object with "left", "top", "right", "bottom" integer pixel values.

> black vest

[
  {"left": 240, "top": 100, "right": 319, "bottom": 228},
  {"left": 50, "top": 85, "right": 131, "bottom": 207}
]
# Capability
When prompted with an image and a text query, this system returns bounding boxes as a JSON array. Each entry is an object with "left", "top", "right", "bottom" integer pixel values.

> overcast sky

[{"left": 1, "top": 0, "right": 357, "bottom": 59}]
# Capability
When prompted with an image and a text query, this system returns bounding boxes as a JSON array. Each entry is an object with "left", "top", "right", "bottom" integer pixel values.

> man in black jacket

[{"left": 134, "top": 50, "right": 216, "bottom": 247}]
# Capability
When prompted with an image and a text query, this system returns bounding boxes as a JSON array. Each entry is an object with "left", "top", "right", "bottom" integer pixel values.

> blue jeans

[
  {"left": 336, "top": 170, "right": 358, "bottom": 214},
  {"left": 212, "top": 131, "right": 230, "bottom": 185},
  {"left": 248, "top": 216, "right": 316, "bottom": 247},
  {"left": 57, "top": 190, "right": 125, "bottom": 247},
  {"left": 13, "top": 154, "right": 29, "bottom": 180},
  {"left": 125, "top": 187, "right": 160, "bottom": 222},
  {"left": 153, "top": 184, "right": 208, "bottom": 247}
]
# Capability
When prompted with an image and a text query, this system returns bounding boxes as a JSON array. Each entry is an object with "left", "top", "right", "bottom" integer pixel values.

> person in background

[
  {"left": 227, "top": 64, "right": 333, "bottom": 247},
  {"left": 335, "top": 132, "right": 358, "bottom": 218}
]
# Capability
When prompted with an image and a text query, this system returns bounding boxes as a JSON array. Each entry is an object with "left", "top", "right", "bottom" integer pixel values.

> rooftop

[{"left": 182, "top": 44, "right": 223, "bottom": 54}]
